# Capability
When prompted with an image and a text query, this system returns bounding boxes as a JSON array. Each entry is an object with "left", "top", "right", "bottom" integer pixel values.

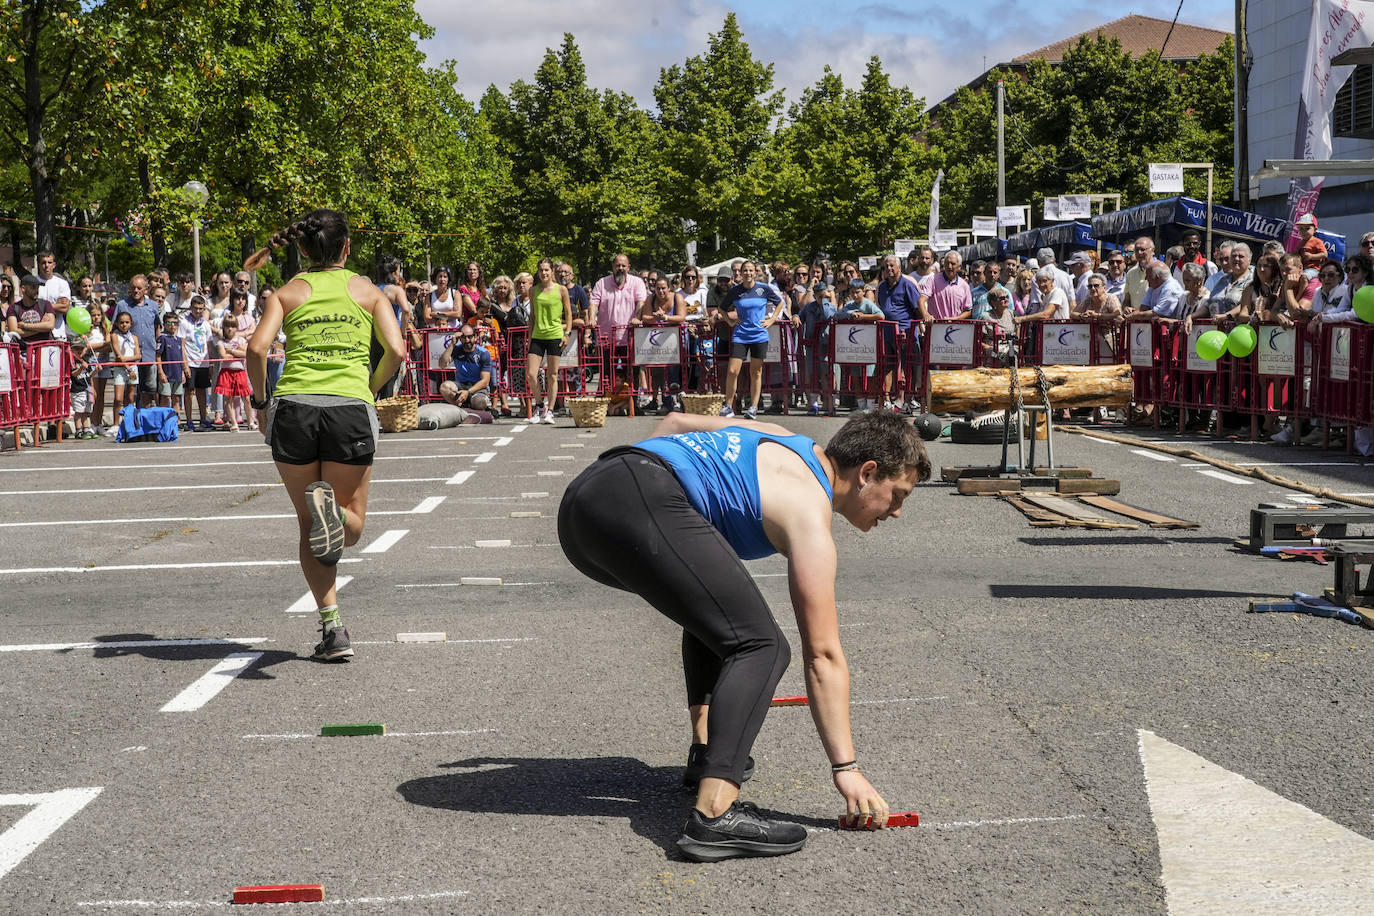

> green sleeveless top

[
  {"left": 273, "top": 269, "right": 375, "bottom": 403},
  {"left": 531, "top": 285, "right": 565, "bottom": 341}
]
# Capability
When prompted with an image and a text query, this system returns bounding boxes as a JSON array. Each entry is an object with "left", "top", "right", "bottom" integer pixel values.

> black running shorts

[
  {"left": 527, "top": 336, "right": 563, "bottom": 358},
  {"left": 268, "top": 398, "right": 377, "bottom": 466},
  {"left": 730, "top": 340, "right": 768, "bottom": 361}
]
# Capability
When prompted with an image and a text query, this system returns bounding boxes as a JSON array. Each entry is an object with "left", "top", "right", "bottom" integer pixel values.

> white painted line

[
  {"left": 0, "top": 478, "right": 450, "bottom": 498},
  {"left": 285, "top": 578, "right": 351, "bottom": 614},
  {"left": 396, "top": 582, "right": 555, "bottom": 589},
  {"left": 0, "top": 787, "right": 104, "bottom": 882},
  {"left": 396, "top": 632, "right": 446, "bottom": 642},
  {"left": 0, "top": 459, "right": 275, "bottom": 473},
  {"left": 120, "top": 747, "right": 147, "bottom": 753},
  {"left": 925, "top": 814, "right": 1090, "bottom": 830},
  {"left": 560, "top": 443, "right": 586, "bottom": 449},
  {"left": 851, "top": 696, "right": 949, "bottom": 706},
  {"left": 459, "top": 576, "right": 502, "bottom": 586},
  {"left": 1139, "top": 729, "right": 1374, "bottom": 914},
  {"left": 511, "top": 425, "right": 528, "bottom": 432},
  {"left": 1130, "top": 448, "right": 1175, "bottom": 462},
  {"left": 494, "top": 437, "right": 513, "bottom": 446},
  {"left": 752, "top": 572, "right": 789, "bottom": 578},
  {"left": 410, "top": 496, "right": 447, "bottom": 514},
  {"left": 475, "top": 539, "right": 511, "bottom": 548},
  {"left": 510, "top": 511, "right": 542, "bottom": 518},
  {"left": 447, "top": 470, "right": 475, "bottom": 486},
  {"left": 1196, "top": 469, "right": 1256, "bottom": 486},
  {"left": 352, "top": 637, "right": 533, "bottom": 645},
  {"left": 362, "top": 529, "right": 409, "bottom": 554},
  {"left": 159, "top": 653, "right": 263, "bottom": 713},
  {"left": 1235, "top": 461, "right": 1363, "bottom": 467},
  {"left": 78, "top": 890, "right": 469, "bottom": 908},
  {"left": 537, "top": 470, "right": 564, "bottom": 476},
  {"left": 1180, "top": 463, "right": 1207, "bottom": 467},
  {"left": 0, "top": 558, "right": 361, "bottom": 576},
  {"left": 474, "top": 451, "right": 497, "bottom": 463},
  {"left": 521, "top": 491, "right": 550, "bottom": 498},
  {"left": 0, "top": 638, "right": 267, "bottom": 653},
  {"left": 548, "top": 455, "right": 574, "bottom": 461},
  {"left": 243, "top": 731, "right": 492, "bottom": 740}
]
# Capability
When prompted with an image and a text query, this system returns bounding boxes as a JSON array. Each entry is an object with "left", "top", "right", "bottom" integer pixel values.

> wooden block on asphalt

[
  {"left": 1078, "top": 495, "right": 1200, "bottom": 529},
  {"left": 510, "top": 511, "right": 542, "bottom": 518},
  {"left": 837, "top": 812, "right": 920, "bottom": 830},
  {"left": 233, "top": 885, "right": 325, "bottom": 904},
  {"left": 460, "top": 576, "right": 502, "bottom": 586},
  {"left": 1021, "top": 494, "right": 1137, "bottom": 529},
  {"left": 957, "top": 478, "right": 1023, "bottom": 496},
  {"left": 1054, "top": 478, "right": 1121, "bottom": 496},
  {"left": 396, "top": 632, "right": 446, "bottom": 642},
  {"left": 320, "top": 724, "right": 385, "bottom": 737},
  {"left": 475, "top": 539, "right": 511, "bottom": 548}
]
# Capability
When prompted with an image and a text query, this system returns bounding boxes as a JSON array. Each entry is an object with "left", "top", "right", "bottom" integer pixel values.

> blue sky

[{"left": 414, "top": 1, "right": 1236, "bottom": 110}]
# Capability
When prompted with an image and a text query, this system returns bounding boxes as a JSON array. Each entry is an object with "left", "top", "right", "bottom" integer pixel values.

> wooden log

[{"left": 929, "top": 365, "right": 1133, "bottom": 413}]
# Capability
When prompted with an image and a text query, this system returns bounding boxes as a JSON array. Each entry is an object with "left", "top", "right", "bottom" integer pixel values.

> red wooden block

[
  {"left": 770, "top": 695, "right": 808, "bottom": 706},
  {"left": 232, "top": 884, "right": 325, "bottom": 904},
  {"left": 837, "top": 811, "right": 920, "bottom": 829}
]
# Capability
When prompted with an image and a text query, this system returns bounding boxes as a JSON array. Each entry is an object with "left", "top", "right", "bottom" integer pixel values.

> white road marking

[
  {"left": 752, "top": 572, "right": 789, "bottom": 578},
  {"left": 0, "top": 455, "right": 474, "bottom": 474},
  {"left": 494, "top": 437, "right": 513, "bottom": 446},
  {"left": 1196, "top": 469, "right": 1256, "bottom": 485},
  {"left": 1139, "top": 729, "right": 1374, "bottom": 914},
  {"left": 925, "top": 814, "right": 1090, "bottom": 830},
  {"left": 1285, "top": 494, "right": 1329, "bottom": 504},
  {"left": 120, "top": 747, "right": 147, "bottom": 753},
  {"left": 511, "top": 425, "right": 528, "bottom": 432},
  {"left": 243, "top": 730, "right": 493, "bottom": 740},
  {"left": 475, "top": 539, "right": 511, "bottom": 548},
  {"left": 474, "top": 451, "right": 496, "bottom": 463},
  {"left": 395, "top": 582, "right": 553, "bottom": 588},
  {"left": 396, "top": 632, "right": 446, "bottom": 642},
  {"left": 1234, "top": 461, "right": 1363, "bottom": 467},
  {"left": 351, "top": 637, "right": 533, "bottom": 645},
  {"left": 1131, "top": 449, "right": 1175, "bottom": 462},
  {"left": 362, "top": 529, "right": 409, "bottom": 554},
  {"left": 446, "top": 470, "right": 475, "bottom": 485},
  {"left": 410, "top": 496, "right": 446, "bottom": 514},
  {"left": 0, "top": 787, "right": 104, "bottom": 882},
  {"left": 510, "top": 511, "right": 542, "bottom": 518},
  {"left": 559, "top": 443, "right": 586, "bottom": 448},
  {"left": 285, "top": 578, "right": 351, "bottom": 614},
  {"left": 851, "top": 696, "right": 949, "bottom": 706},
  {"left": 548, "top": 455, "right": 574, "bottom": 461},
  {"left": 521, "top": 492, "right": 549, "bottom": 498},
  {"left": 459, "top": 576, "right": 501, "bottom": 586},
  {"left": 160, "top": 653, "right": 263, "bottom": 712},
  {"left": 0, "top": 478, "right": 450, "bottom": 498},
  {"left": 78, "top": 890, "right": 470, "bottom": 908},
  {"left": 0, "top": 558, "right": 361, "bottom": 576},
  {"left": 0, "top": 638, "right": 267, "bottom": 653},
  {"left": 537, "top": 470, "right": 563, "bottom": 476}
]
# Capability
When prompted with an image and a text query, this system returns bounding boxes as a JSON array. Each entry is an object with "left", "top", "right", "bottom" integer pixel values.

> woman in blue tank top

[{"left": 559, "top": 410, "right": 931, "bottom": 862}]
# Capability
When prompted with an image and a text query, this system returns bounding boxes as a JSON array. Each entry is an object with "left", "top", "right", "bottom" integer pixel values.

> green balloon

[
  {"left": 1354, "top": 285, "right": 1374, "bottom": 323},
  {"left": 65, "top": 306, "right": 91, "bottom": 335},
  {"left": 1195, "top": 329, "right": 1228, "bottom": 361},
  {"left": 1226, "top": 324, "right": 1257, "bottom": 358}
]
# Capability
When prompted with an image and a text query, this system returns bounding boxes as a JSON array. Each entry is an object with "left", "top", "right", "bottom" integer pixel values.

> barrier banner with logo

[
  {"left": 928, "top": 322, "right": 975, "bottom": 365},
  {"left": 1329, "top": 326, "right": 1350, "bottom": 381},
  {"left": 1129, "top": 323, "right": 1154, "bottom": 368},
  {"left": 633, "top": 326, "right": 682, "bottom": 366},
  {"left": 0, "top": 350, "right": 11, "bottom": 393},
  {"left": 833, "top": 324, "right": 879, "bottom": 364},
  {"left": 1185, "top": 328, "right": 1219, "bottom": 373},
  {"left": 765, "top": 324, "right": 783, "bottom": 363},
  {"left": 1041, "top": 323, "right": 1091, "bottom": 366},
  {"left": 1257, "top": 327, "right": 1297, "bottom": 376},
  {"left": 427, "top": 329, "right": 456, "bottom": 370},
  {"left": 560, "top": 334, "right": 580, "bottom": 369},
  {"left": 37, "top": 343, "right": 64, "bottom": 388}
]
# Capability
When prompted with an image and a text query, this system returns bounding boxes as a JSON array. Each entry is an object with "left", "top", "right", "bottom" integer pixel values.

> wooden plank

[
  {"left": 1021, "top": 494, "right": 1138, "bottom": 529},
  {"left": 1055, "top": 478, "right": 1121, "bottom": 496},
  {"left": 957, "top": 478, "right": 1023, "bottom": 496},
  {"left": 1079, "top": 495, "right": 1201, "bottom": 529},
  {"left": 1003, "top": 495, "right": 1077, "bottom": 527}
]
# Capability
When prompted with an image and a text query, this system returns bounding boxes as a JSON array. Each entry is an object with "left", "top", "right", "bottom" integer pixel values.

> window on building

[{"left": 1334, "top": 64, "right": 1374, "bottom": 140}]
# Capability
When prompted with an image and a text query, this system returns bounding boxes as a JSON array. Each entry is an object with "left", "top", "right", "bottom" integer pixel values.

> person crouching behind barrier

[
  {"left": 246, "top": 209, "right": 405, "bottom": 661},
  {"left": 558, "top": 410, "right": 931, "bottom": 862}
]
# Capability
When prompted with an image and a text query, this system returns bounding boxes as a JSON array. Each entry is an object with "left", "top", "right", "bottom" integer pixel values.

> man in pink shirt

[
  {"left": 589, "top": 252, "right": 647, "bottom": 345},
  {"left": 921, "top": 251, "right": 973, "bottom": 320}
]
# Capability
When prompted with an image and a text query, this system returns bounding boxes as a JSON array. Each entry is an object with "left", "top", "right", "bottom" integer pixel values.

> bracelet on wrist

[
  {"left": 249, "top": 395, "right": 271, "bottom": 410},
  {"left": 831, "top": 760, "right": 859, "bottom": 773}
]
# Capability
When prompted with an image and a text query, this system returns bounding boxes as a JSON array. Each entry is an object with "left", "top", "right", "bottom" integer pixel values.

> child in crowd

[
  {"left": 156, "top": 312, "right": 187, "bottom": 422},
  {"left": 213, "top": 311, "right": 251, "bottom": 431},
  {"left": 108, "top": 310, "right": 140, "bottom": 428},
  {"left": 177, "top": 295, "right": 213, "bottom": 430},
  {"left": 797, "top": 281, "right": 837, "bottom": 415},
  {"left": 85, "top": 302, "right": 111, "bottom": 433},
  {"left": 68, "top": 332, "right": 96, "bottom": 438}
]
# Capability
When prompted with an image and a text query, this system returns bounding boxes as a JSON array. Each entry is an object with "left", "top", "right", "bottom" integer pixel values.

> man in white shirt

[
  {"left": 35, "top": 251, "right": 71, "bottom": 339},
  {"left": 1065, "top": 251, "right": 1094, "bottom": 306},
  {"left": 1121, "top": 237, "right": 1156, "bottom": 313}
]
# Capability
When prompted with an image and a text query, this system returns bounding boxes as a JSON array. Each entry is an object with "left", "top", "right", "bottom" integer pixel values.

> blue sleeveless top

[{"left": 634, "top": 427, "right": 833, "bottom": 560}]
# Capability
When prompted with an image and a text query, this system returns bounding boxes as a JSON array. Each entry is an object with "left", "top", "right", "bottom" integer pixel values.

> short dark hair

[{"left": 825, "top": 411, "right": 931, "bottom": 482}]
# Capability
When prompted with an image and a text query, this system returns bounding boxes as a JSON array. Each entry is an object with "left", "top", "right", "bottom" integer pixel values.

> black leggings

[{"left": 558, "top": 448, "right": 790, "bottom": 785}]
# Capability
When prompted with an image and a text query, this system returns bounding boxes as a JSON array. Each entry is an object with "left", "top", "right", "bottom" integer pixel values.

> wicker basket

[
  {"left": 682, "top": 393, "right": 725, "bottom": 416},
  {"left": 375, "top": 395, "right": 419, "bottom": 433},
  {"left": 568, "top": 397, "right": 611, "bottom": 428}
]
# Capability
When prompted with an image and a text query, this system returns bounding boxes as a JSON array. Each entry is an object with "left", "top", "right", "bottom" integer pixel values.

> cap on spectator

[
  {"left": 715, "top": 266, "right": 733, "bottom": 279},
  {"left": 848, "top": 277, "right": 866, "bottom": 290},
  {"left": 1024, "top": 258, "right": 1039, "bottom": 270},
  {"left": 1295, "top": 213, "right": 1317, "bottom": 227},
  {"left": 19, "top": 274, "right": 40, "bottom": 287},
  {"left": 1067, "top": 251, "right": 1093, "bottom": 266}
]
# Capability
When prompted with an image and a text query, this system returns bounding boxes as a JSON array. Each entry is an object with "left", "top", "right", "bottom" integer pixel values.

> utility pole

[
  {"left": 1235, "top": 0, "right": 1251, "bottom": 208},
  {"left": 997, "top": 80, "right": 1006, "bottom": 239}
]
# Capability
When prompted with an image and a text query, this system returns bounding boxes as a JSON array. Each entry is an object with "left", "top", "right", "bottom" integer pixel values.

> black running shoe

[
  {"left": 312, "top": 623, "right": 354, "bottom": 661},
  {"left": 305, "top": 481, "right": 345, "bottom": 566},
  {"left": 676, "top": 801, "right": 807, "bottom": 862},
  {"left": 682, "top": 743, "right": 754, "bottom": 789}
]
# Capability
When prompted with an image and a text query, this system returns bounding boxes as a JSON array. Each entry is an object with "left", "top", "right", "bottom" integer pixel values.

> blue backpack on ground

[{"left": 116, "top": 406, "right": 180, "bottom": 443}]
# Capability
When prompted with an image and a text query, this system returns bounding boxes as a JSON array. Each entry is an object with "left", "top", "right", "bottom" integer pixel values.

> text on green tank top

[
  {"left": 274, "top": 270, "right": 375, "bottom": 403},
  {"left": 531, "top": 286, "right": 565, "bottom": 340}
]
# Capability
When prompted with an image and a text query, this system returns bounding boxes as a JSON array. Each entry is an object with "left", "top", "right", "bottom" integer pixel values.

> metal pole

[
  {"left": 997, "top": 80, "right": 1006, "bottom": 240},
  {"left": 1205, "top": 166, "right": 1214, "bottom": 262},
  {"left": 1235, "top": 0, "right": 1250, "bottom": 208},
  {"left": 192, "top": 223, "right": 202, "bottom": 293}
]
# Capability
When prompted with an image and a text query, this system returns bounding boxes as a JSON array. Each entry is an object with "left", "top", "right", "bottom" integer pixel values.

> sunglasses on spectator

[
  {"left": 1108, "top": 258, "right": 1124, "bottom": 264},
  {"left": 1088, "top": 281, "right": 1104, "bottom": 288},
  {"left": 683, "top": 273, "right": 698, "bottom": 279},
  {"left": 1362, "top": 240, "right": 1374, "bottom": 247},
  {"left": 1320, "top": 270, "right": 1342, "bottom": 279}
]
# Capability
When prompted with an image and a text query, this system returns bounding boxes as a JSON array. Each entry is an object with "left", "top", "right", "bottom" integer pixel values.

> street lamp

[{"left": 183, "top": 180, "right": 208, "bottom": 292}]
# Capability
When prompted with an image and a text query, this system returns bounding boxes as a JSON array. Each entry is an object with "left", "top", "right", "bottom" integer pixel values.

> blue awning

[
  {"left": 1090, "top": 196, "right": 1346, "bottom": 261},
  {"left": 1005, "top": 228, "right": 1040, "bottom": 253},
  {"left": 956, "top": 237, "right": 1008, "bottom": 263}
]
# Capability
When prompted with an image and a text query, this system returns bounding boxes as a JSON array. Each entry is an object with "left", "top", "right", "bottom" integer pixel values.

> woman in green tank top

[
  {"left": 246, "top": 209, "right": 406, "bottom": 661},
  {"left": 525, "top": 258, "right": 572, "bottom": 425}
]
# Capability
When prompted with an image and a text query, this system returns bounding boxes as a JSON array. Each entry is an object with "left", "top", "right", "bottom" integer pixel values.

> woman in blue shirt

[{"left": 716, "top": 261, "right": 785, "bottom": 419}]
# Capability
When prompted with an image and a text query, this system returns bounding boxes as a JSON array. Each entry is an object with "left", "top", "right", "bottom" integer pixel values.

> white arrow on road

[{"left": 1138, "top": 729, "right": 1374, "bottom": 914}]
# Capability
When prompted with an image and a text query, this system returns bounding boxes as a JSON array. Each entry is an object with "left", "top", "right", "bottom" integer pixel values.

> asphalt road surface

[{"left": 1, "top": 413, "right": 1370, "bottom": 914}]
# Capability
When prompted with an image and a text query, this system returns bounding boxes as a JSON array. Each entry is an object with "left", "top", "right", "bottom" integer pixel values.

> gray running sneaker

[
  {"left": 305, "top": 481, "right": 346, "bottom": 566},
  {"left": 676, "top": 801, "right": 807, "bottom": 862},
  {"left": 681, "top": 743, "right": 754, "bottom": 789},
  {"left": 312, "top": 623, "right": 353, "bottom": 661}
]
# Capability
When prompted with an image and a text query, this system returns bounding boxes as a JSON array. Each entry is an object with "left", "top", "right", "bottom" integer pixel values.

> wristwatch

[{"left": 250, "top": 395, "right": 271, "bottom": 410}]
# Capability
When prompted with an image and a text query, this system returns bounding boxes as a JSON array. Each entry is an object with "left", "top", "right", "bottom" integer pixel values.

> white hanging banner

[
  {"left": 0, "top": 351, "right": 11, "bottom": 393},
  {"left": 1042, "top": 197, "right": 1062, "bottom": 221},
  {"left": 1149, "top": 163, "right": 1185, "bottom": 193},
  {"left": 858, "top": 257, "right": 877, "bottom": 271},
  {"left": 765, "top": 324, "right": 782, "bottom": 363},
  {"left": 932, "top": 229, "right": 958, "bottom": 250},
  {"left": 1058, "top": 195, "right": 1091, "bottom": 219},
  {"left": 996, "top": 206, "right": 1024, "bottom": 228},
  {"left": 971, "top": 217, "right": 998, "bottom": 237},
  {"left": 894, "top": 239, "right": 917, "bottom": 261}
]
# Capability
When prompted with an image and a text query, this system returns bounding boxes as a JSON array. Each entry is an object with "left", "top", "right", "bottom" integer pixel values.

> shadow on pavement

[
  {"left": 397, "top": 756, "right": 830, "bottom": 855},
  {"left": 988, "top": 585, "right": 1284, "bottom": 600},
  {"left": 67, "top": 633, "right": 300, "bottom": 678}
]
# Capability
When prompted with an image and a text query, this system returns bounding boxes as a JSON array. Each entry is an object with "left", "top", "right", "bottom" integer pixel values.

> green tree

[
  {"left": 482, "top": 34, "right": 659, "bottom": 280},
  {"left": 653, "top": 13, "right": 782, "bottom": 259}
]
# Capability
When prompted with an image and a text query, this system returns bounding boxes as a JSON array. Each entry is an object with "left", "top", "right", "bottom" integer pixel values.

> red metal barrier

[
  {"left": 628, "top": 323, "right": 688, "bottom": 405},
  {"left": 24, "top": 341, "right": 72, "bottom": 428},
  {"left": 828, "top": 320, "right": 889, "bottom": 407},
  {"left": 1233, "top": 323, "right": 1309, "bottom": 422},
  {"left": 1311, "top": 322, "right": 1373, "bottom": 429},
  {"left": 0, "top": 343, "right": 23, "bottom": 446}
]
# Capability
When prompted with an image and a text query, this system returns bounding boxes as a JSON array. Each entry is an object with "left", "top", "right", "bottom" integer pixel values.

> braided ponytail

[{"left": 243, "top": 209, "right": 350, "bottom": 273}]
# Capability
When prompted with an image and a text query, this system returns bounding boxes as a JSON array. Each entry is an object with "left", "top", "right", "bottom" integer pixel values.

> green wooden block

[{"left": 320, "top": 723, "right": 386, "bottom": 737}]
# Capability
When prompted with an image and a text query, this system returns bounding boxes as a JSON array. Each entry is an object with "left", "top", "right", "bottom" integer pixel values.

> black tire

[{"left": 949, "top": 419, "right": 1007, "bottom": 444}]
